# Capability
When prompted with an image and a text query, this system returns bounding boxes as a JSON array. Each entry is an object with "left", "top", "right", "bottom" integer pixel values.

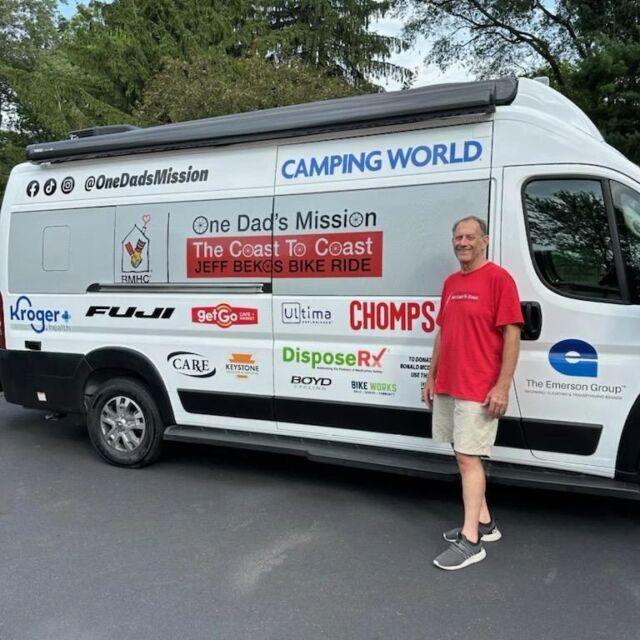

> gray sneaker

[
  {"left": 433, "top": 534, "right": 486, "bottom": 571},
  {"left": 443, "top": 519, "right": 502, "bottom": 543}
]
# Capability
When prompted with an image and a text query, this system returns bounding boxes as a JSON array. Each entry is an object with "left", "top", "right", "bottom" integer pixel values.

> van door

[{"left": 500, "top": 165, "right": 640, "bottom": 475}]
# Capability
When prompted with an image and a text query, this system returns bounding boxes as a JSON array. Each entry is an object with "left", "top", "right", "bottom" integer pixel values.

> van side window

[
  {"left": 523, "top": 179, "right": 622, "bottom": 301},
  {"left": 610, "top": 181, "right": 640, "bottom": 304}
]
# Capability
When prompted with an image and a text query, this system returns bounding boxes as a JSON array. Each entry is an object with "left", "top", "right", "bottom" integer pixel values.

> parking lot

[{"left": 1, "top": 396, "right": 639, "bottom": 640}]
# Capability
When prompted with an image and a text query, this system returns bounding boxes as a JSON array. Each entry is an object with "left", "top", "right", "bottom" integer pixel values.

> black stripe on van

[{"left": 177, "top": 390, "right": 601, "bottom": 456}]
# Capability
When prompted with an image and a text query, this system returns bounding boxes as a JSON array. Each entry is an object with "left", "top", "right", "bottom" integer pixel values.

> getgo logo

[
  {"left": 191, "top": 304, "right": 258, "bottom": 328},
  {"left": 9, "top": 296, "right": 71, "bottom": 334},
  {"left": 548, "top": 339, "right": 598, "bottom": 378}
]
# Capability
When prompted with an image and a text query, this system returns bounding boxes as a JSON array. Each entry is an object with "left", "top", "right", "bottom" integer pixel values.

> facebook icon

[{"left": 26, "top": 180, "right": 40, "bottom": 197}]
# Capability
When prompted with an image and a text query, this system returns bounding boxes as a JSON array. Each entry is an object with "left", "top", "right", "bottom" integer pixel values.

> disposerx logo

[
  {"left": 10, "top": 296, "right": 71, "bottom": 334},
  {"left": 548, "top": 339, "right": 598, "bottom": 378}
]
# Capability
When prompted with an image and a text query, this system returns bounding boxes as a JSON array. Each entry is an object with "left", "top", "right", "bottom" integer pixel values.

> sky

[{"left": 57, "top": 2, "right": 472, "bottom": 92}]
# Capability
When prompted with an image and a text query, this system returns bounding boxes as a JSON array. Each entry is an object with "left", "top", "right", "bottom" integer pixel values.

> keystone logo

[
  {"left": 9, "top": 296, "right": 71, "bottom": 334},
  {"left": 226, "top": 353, "right": 259, "bottom": 379},
  {"left": 282, "top": 346, "right": 387, "bottom": 369},
  {"left": 548, "top": 339, "right": 598, "bottom": 378},
  {"left": 192, "top": 304, "right": 258, "bottom": 328}
]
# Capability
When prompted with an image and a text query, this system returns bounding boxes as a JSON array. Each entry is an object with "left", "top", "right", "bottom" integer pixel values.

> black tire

[{"left": 87, "top": 377, "right": 164, "bottom": 468}]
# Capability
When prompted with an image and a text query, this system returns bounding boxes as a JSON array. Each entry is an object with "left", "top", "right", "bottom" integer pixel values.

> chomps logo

[{"left": 548, "top": 339, "right": 598, "bottom": 378}]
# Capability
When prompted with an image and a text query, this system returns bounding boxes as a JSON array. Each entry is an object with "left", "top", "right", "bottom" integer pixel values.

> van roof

[{"left": 26, "top": 77, "right": 518, "bottom": 164}]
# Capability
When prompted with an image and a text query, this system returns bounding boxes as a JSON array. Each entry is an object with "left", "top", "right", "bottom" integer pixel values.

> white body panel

[{"left": 1, "top": 78, "right": 639, "bottom": 484}]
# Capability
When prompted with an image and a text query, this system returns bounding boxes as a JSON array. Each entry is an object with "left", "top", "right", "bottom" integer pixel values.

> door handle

[{"left": 520, "top": 301, "right": 542, "bottom": 341}]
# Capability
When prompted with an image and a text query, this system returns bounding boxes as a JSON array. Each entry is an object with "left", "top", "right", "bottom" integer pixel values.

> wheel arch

[
  {"left": 82, "top": 347, "right": 175, "bottom": 427},
  {"left": 615, "top": 393, "right": 640, "bottom": 482}
]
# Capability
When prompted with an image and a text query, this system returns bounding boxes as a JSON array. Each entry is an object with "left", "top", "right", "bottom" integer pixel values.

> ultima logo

[
  {"left": 10, "top": 296, "right": 71, "bottom": 334},
  {"left": 282, "top": 346, "right": 386, "bottom": 369},
  {"left": 548, "top": 339, "right": 598, "bottom": 378}
]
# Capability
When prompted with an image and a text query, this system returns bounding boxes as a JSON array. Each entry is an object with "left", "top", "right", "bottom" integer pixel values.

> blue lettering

[
  {"left": 309, "top": 156, "right": 330, "bottom": 176},
  {"left": 410, "top": 146, "right": 432, "bottom": 167},
  {"left": 464, "top": 140, "right": 483, "bottom": 162},
  {"left": 329, "top": 155, "right": 342, "bottom": 174},
  {"left": 432, "top": 144, "right": 449, "bottom": 165},
  {"left": 365, "top": 150, "right": 382, "bottom": 171},
  {"left": 387, "top": 146, "right": 413, "bottom": 169},
  {"left": 294, "top": 161, "right": 309, "bottom": 178},
  {"left": 449, "top": 142, "right": 464, "bottom": 164},
  {"left": 281, "top": 159, "right": 296, "bottom": 179}
]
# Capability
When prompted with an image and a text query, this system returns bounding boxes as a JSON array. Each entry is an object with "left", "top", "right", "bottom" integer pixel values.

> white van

[{"left": 1, "top": 77, "right": 639, "bottom": 499}]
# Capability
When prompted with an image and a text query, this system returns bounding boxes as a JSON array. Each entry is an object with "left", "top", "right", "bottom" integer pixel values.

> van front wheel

[{"left": 87, "top": 377, "right": 163, "bottom": 467}]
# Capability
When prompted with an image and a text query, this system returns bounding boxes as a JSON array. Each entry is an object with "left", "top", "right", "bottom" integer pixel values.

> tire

[{"left": 87, "top": 377, "right": 164, "bottom": 468}]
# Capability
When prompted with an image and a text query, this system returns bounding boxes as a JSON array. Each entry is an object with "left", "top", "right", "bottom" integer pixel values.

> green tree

[
  {"left": 395, "top": 0, "right": 640, "bottom": 162},
  {"left": 136, "top": 54, "right": 364, "bottom": 124},
  {"left": 257, "top": 1, "right": 412, "bottom": 87}
]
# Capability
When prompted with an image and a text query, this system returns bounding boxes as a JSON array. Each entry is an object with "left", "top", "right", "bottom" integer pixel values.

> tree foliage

[
  {"left": 137, "top": 55, "right": 364, "bottom": 124},
  {"left": 396, "top": 0, "right": 640, "bottom": 162},
  {"left": 0, "top": 0, "right": 409, "bottom": 197}
]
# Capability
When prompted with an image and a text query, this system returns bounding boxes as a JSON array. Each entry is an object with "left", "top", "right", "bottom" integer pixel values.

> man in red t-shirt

[{"left": 423, "top": 216, "right": 523, "bottom": 571}]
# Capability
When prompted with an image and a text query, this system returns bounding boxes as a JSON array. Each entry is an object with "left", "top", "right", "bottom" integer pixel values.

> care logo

[
  {"left": 122, "top": 214, "right": 151, "bottom": 273},
  {"left": 10, "top": 296, "right": 71, "bottom": 334},
  {"left": 192, "top": 304, "right": 259, "bottom": 329},
  {"left": 167, "top": 351, "right": 215, "bottom": 378},
  {"left": 549, "top": 339, "right": 598, "bottom": 378},
  {"left": 225, "top": 353, "right": 259, "bottom": 379}
]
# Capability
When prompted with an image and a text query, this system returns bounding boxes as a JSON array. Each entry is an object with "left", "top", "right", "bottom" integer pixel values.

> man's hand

[
  {"left": 422, "top": 377, "right": 435, "bottom": 408},
  {"left": 483, "top": 384, "right": 510, "bottom": 419}
]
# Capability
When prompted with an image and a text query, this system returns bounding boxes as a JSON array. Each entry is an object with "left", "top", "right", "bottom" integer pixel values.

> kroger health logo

[
  {"left": 10, "top": 296, "right": 71, "bottom": 334},
  {"left": 548, "top": 339, "right": 598, "bottom": 378}
]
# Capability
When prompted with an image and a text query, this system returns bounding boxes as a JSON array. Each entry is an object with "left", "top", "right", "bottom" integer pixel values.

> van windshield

[{"left": 610, "top": 181, "right": 640, "bottom": 304}]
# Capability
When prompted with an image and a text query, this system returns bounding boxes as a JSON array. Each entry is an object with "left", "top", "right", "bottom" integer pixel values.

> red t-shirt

[{"left": 434, "top": 261, "right": 523, "bottom": 402}]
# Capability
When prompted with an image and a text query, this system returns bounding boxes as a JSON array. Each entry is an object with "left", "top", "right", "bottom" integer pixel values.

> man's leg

[
  {"left": 455, "top": 452, "right": 486, "bottom": 544},
  {"left": 479, "top": 496, "right": 491, "bottom": 524}
]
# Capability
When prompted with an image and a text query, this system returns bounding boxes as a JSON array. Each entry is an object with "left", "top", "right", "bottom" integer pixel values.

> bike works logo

[
  {"left": 192, "top": 304, "right": 258, "bottom": 329},
  {"left": 122, "top": 214, "right": 151, "bottom": 274},
  {"left": 225, "top": 353, "right": 259, "bottom": 379}
]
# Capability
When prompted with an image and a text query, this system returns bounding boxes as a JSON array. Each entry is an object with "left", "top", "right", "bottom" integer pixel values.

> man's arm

[
  {"left": 422, "top": 330, "right": 441, "bottom": 408},
  {"left": 483, "top": 324, "right": 521, "bottom": 418}
]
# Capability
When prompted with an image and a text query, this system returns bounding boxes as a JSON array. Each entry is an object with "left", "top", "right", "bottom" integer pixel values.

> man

[{"left": 423, "top": 216, "right": 523, "bottom": 571}]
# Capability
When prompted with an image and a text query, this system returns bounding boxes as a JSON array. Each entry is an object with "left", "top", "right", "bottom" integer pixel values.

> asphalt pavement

[{"left": 1, "top": 396, "right": 639, "bottom": 640}]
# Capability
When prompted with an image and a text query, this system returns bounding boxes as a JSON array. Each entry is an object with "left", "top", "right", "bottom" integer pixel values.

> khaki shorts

[{"left": 432, "top": 394, "right": 498, "bottom": 457}]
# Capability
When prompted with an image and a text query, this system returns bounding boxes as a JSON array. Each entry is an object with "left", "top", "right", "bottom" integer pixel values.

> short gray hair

[{"left": 452, "top": 216, "right": 488, "bottom": 235}]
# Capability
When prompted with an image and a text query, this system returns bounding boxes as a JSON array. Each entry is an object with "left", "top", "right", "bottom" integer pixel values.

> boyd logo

[
  {"left": 86, "top": 306, "right": 175, "bottom": 319},
  {"left": 10, "top": 296, "right": 71, "bottom": 334},
  {"left": 549, "top": 339, "right": 598, "bottom": 378},
  {"left": 167, "top": 351, "right": 215, "bottom": 378},
  {"left": 291, "top": 376, "right": 332, "bottom": 386}
]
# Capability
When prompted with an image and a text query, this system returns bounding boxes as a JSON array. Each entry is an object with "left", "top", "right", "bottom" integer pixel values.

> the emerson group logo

[{"left": 548, "top": 339, "right": 598, "bottom": 378}]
